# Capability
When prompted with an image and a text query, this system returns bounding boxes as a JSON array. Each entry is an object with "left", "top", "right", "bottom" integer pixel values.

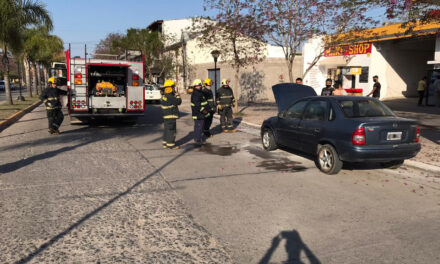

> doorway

[{"left": 208, "top": 69, "right": 221, "bottom": 95}]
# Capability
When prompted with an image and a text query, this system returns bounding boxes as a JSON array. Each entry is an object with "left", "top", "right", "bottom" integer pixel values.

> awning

[{"left": 319, "top": 57, "right": 348, "bottom": 66}]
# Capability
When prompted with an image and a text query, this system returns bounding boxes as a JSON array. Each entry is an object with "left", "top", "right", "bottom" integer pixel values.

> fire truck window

[{"left": 359, "top": 67, "right": 369, "bottom": 83}]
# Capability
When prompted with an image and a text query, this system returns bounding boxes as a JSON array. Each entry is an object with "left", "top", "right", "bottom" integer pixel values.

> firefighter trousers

[
  {"left": 163, "top": 119, "right": 177, "bottom": 147},
  {"left": 219, "top": 107, "right": 233, "bottom": 130},
  {"left": 203, "top": 113, "right": 213, "bottom": 136},
  {"left": 47, "top": 109, "right": 64, "bottom": 130},
  {"left": 193, "top": 119, "right": 205, "bottom": 143}
]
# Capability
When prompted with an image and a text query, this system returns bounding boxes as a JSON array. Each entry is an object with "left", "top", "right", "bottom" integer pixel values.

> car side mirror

[{"left": 278, "top": 111, "right": 285, "bottom": 118}]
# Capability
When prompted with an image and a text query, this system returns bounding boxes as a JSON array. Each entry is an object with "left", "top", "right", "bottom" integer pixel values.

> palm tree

[
  {"left": 0, "top": 0, "right": 52, "bottom": 104},
  {"left": 23, "top": 27, "right": 63, "bottom": 96}
]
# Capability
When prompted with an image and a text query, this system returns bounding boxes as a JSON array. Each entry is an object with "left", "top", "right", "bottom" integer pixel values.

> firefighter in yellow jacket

[{"left": 161, "top": 80, "right": 182, "bottom": 149}]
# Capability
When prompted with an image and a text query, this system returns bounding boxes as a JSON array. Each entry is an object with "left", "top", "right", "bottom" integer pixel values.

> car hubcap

[
  {"left": 263, "top": 132, "right": 270, "bottom": 148},
  {"left": 319, "top": 148, "right": 333, "bottom": 171}
]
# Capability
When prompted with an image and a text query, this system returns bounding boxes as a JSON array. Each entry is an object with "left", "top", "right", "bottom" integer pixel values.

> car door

[
  {"left": 298, "top": 100, "right": 328, "bottom": 154},
  {"left": 276, "top": 99, "right": 309, "bottom": 150}
]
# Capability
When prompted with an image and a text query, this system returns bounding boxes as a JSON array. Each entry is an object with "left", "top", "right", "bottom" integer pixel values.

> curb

[
  {"left": 404, "top": 160, "right": 440, "bottom": 174},
  {"left": 0, "top": 100, "right": 42, "bottom": 132}
]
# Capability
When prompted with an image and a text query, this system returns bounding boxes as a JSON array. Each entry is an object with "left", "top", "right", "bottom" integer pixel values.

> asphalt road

[{"left": 1, "top": 103, "right": 439, "bottom": 263}]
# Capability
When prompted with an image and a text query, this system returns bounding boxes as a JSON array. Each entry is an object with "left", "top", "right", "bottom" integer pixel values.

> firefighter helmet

[
  {"left": 192, "top": 79, "right": 202, "bottom": 86},
  {"left": 163, "top": 80, "right": 175, "bottom": 88},
  {"left": 204, "top": 78, "right": 212, "bottom": 86},
  {"left": 221, "top": 79, "right": 229, "bottom": 86}
]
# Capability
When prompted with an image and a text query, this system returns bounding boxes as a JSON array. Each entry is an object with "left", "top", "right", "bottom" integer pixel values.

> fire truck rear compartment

[{"left": 88, "top": 65, "right": 127, "bottom": 96}]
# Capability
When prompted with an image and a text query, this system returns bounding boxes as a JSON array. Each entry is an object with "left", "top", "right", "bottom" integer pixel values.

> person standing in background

[
  {"left": 417, "top": 76, "right": 427, "bottom": 106},
  {"left": 332, "top": 81, "right": 346, "bottom": 96},
  {"left": 202, "top": 78, "right": 215, "bottom": 138},
  {"left": 321, "top": 79, "right": 334, "bottom": 96},
  {"left": 367, "top": 75, "right": 381, "bottom": 99}
]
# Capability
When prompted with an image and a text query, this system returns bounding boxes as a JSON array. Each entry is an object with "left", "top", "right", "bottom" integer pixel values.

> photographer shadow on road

[{"left": 259, "top": 230, "right": 321, "bottom": 264}]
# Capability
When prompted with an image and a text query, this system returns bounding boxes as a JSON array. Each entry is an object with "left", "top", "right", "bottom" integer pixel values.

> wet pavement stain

[
  {"left": 197, "top": 143, "right": 240, "bottom": 156},
  {"left": 245, "top": 146, "right": 307, "bottom": 173},
  {"left": 257, "top": 159, "right": 307, "bottom": 173}
]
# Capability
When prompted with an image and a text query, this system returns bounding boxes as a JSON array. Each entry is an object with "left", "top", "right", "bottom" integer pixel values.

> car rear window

[
  {"left": 338, "top": 99, "right": 394, "bottom": 117},
  {"left": 146, "top": 85, "right": 160, "bottom": 91}
]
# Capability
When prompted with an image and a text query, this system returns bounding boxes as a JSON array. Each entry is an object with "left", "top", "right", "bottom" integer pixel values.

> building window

[{"left": 359, "top": 67, "right": 369, "bottom": 83}]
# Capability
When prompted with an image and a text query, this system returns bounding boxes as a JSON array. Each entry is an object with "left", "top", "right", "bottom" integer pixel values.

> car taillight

[
  {"left": 415, "top": 126, "right": 420, "bottom": 142},
  {"left": 352, "top": 127, "right": 366, "bottom": 146}
]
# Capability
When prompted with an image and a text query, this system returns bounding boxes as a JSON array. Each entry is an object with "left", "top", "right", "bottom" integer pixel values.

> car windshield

[
  {"left": 338, "top": 99, "right": 394, "bottom": 117},
  {"left": 145, "top": 85, "right": 160, "bottom": 91}
]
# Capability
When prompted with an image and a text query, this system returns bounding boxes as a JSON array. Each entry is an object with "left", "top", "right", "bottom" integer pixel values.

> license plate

[{"left": 387, "top": 132, "right": 402, "bottom": 141}]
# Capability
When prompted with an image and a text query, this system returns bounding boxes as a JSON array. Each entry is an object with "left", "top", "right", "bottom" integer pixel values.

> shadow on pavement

[
  {"left": 0, "top": 140, "right": 93, "bottom": 174},
  {"left": 259, "top": 230, "right": 321, "bottom": 264}
]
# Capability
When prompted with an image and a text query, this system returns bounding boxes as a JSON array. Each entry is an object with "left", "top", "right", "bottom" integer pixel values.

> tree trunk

[
  {"left": 287, "top": 59, "right": 294, "bottom": 83},
  {"left": 2, "top": 45, "right": 13, "bottom": 104},
  {"left": 31, "top": 63, "right": 38, "bottom": 95},
  {"left": 36, "top": 63, "right": 42, "bottom": 93},
  {"left": 43, "top": 67, "right": 48, "bottom": 87},
  {"left": 233, "top": 67, "right": 240, "bottom": 113},
  {"left": 23, "top": 57, "right": 32, "bottom": 97}
]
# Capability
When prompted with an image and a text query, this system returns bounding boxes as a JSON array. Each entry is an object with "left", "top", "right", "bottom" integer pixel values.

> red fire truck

[{"left": 66, "top": 47, "right": 145, "bottom": 123}]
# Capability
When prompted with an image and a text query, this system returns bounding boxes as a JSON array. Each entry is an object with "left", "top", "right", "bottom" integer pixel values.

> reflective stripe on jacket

[
  {"left": 216, "top": 86, "right": 235, "bottom": 107},
  {"left": 191, "top": 89, "right": 211, "bottom": 120},
  {"left": 161, "top": 93, "right": 182, "bottom": 119},
  {"left": 40, "top": 87, "right": 67, "bottom": 110},
  {"left": 202, "top": 87, "right": 216, "bottom": 110}
]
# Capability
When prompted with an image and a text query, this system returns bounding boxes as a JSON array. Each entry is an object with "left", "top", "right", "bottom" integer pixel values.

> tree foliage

[
  {"left": 0, "top": 0, "right": 52, "bottom": 104},
  {"left": 256, "top": 0, "right": 379, "bottom": 81},
  {"left": 195, "top": 0, "right": 267, "bottom": 111},
  {"left": 382, "top": 0, "right": 440, "bottom": 23},
  {"left": 97, "top": 28, "right": 175, "bottom": 81}
]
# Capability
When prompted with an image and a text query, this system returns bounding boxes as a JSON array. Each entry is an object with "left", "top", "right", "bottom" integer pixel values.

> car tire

[
  {"left": 262, "top": 128, "right": 277, "bottom": 151},
  {"left": 317, "top": 144, "right": 343, "bottom": 175},
  {"left": 381, "top": 160, "right": 404, "bottom": 169}
]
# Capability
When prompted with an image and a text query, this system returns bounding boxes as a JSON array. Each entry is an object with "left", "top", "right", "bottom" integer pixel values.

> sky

[{"left": 42, "top": 0, "right": 215, "bottom": 56}]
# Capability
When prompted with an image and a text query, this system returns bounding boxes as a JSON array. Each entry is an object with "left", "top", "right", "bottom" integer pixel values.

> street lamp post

[{"left": 211, "top": 50, "right": 220, "bottom": 98}]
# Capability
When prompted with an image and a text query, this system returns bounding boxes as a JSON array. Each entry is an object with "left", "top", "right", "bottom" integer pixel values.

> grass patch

[{"left": 0, "top": 97, "right": 41, "bottom": 121}]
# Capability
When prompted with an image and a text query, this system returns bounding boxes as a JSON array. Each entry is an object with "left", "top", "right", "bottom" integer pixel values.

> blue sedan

[{"left": 261, "top": 83, "right": 421, "bottom": 174}]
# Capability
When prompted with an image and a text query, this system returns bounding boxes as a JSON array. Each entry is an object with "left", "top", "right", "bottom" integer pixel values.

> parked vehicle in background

[
  {"left": 67, "top": 48, "right": 145, "bottom": 124},
  {"left": 49, "top": 62, "right": 67, "bottom": 86},
  {"left": 261, "top": 83, "right": 421, "bottom": 174},
  {"left": 0, "top": 81, "right": 15, "bottom": 91},
  {"left": 145, "top": 83, "right": 162, "bottom": 104}
]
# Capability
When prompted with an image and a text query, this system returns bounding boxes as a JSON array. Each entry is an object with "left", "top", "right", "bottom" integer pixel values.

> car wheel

[
  {"left": 262, "top": 128, "right": 277, "bottom": 151},
  {"left": 381, "top": 160, "right": 404, "bottom": 169},
  {"left": 317, "top": 144, "right": 343, "bottom": 175}
]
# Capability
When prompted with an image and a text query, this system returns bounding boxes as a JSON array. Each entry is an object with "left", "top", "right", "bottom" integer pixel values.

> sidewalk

[{"left": 180, "top": 94, "right": 440, "bottom": 170}]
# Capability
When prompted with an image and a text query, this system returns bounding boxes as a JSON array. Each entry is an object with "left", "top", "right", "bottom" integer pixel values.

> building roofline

[{"left": 329, "top": 21, "right": 440, "bottom": 45}]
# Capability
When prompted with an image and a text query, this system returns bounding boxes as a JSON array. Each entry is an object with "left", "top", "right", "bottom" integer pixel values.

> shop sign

[
  {"left": 350, "top": 67, "right": 362, "bottom": 75},
  {"left": 324, "top": 43, "right": 372, "bottom": 57}
]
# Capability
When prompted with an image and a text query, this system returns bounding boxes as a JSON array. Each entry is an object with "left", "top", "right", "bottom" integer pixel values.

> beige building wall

[{"left": 188, "top": 57, "right": 303, "bottom": 103}]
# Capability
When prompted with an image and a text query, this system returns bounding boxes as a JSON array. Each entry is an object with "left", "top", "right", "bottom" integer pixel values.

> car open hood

[{"left": 272, "top": 83, "right": 317, "bottom": 112}]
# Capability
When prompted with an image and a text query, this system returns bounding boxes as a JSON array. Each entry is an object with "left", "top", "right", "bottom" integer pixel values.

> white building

[
  {"left": 303, "top": 22, "right": 440, "bottom": 103},
  {"left": 147, "top": 18, "right": 302, "bottom": 102}
]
